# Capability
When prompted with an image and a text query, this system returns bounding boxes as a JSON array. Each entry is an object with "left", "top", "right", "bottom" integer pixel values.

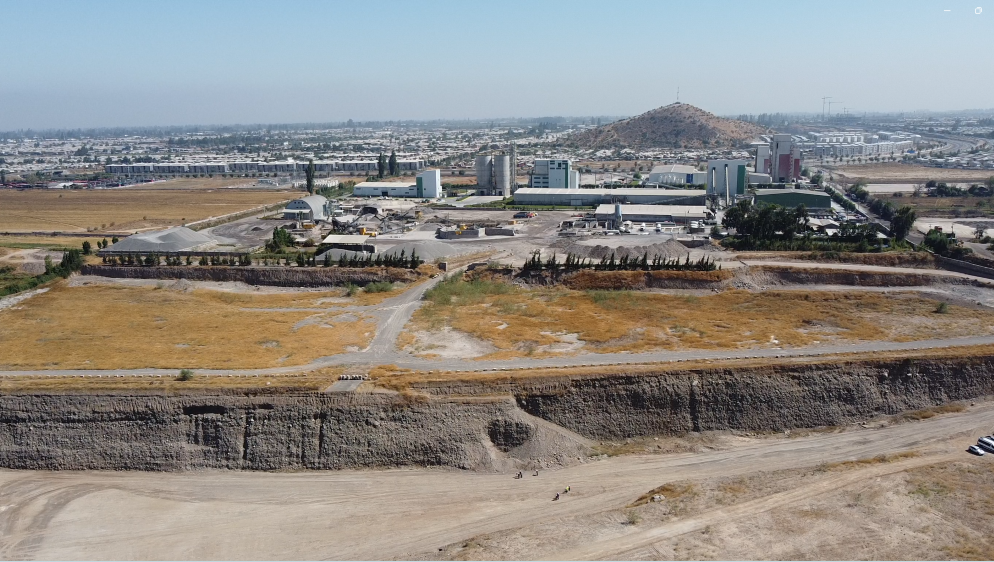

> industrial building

[
  {"left": 512, "top": 187, "right": 705, "bottom": 206},
  {"left": 706, "top": 160, "right": 749, "bottom": 205},
  {"left": 754, "top": 189, "right": 832, "bottom": 210},
  {"left": 530, "top": 159, "right": 579, "bottom": 189},
  {"left": 319, "top": 234, "right": 375, "bottom": 253},
  {"left": 754, "top": 134, "right": 802, "bottom": 183},
  {"left": 284, "top": 195, "right": 332, "bottom": 221},
  {"left": 352, "top": 169, "right": 442, "bottom": 198},
  {"left": 594, "top": 204, "right": 712, "bottom": 227},
  {"left": 646, "top": 164, "right": 707, "bottom": 186}
]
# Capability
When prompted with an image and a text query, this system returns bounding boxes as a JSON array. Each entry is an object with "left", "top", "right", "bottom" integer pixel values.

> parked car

[
  {"left": 968, "top": 445, "right": 985, "bottom": 456},
  {"left": 513, "top": 211, "right": 538, "bottom": 219}
]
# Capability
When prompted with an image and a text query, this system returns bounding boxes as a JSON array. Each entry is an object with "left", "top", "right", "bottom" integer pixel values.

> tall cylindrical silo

[
  {"left": 493, "top": 155, "right": 511, "bottom": 197},
  {"left": 475, "top": 155, "right": 492, "bottom": 190}
]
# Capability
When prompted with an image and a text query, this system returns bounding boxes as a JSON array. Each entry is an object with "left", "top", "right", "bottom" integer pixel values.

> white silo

[
  {"left": 475, "top": 155, "right": 493, "bottom": 191},
  {"left": 493, "top": 155, "right": 511, "bottom": 197}
]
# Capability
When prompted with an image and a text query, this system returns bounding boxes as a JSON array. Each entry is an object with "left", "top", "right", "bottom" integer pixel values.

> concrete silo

[
  {"left": 475, "top": 155, "right": 493, "bottom": 192},
  {"left": 493, "top": 155, "right": 511, "bottom": 197}
]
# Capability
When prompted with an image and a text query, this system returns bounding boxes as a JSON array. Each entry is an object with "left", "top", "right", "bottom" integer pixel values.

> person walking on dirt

[{"left": 554, "top": 493, "right": 560, "bottom": 501}]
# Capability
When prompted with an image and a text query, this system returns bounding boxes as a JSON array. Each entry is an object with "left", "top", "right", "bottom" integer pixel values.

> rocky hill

[{"left": 567, "top": 103, "right": 768, "bottom": 150}]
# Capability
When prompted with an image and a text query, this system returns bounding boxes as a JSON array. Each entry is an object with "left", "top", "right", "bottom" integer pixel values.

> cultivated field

[
  {"left": 0, "top": 283, "right": 375, "bottom": 369},
  {"left": 829, "top": 163, "right": 994, "bottom": 184},
  {"left": 0, "top": 187, "right": 295, "bottom": 233},
  {"left": 402, "top": 278, "right": 994, "bottom": 359}
]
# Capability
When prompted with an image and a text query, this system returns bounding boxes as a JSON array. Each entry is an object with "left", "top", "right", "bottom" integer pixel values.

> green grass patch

[
  {"left": 423, "top": 275, "right": 513, "bottom": 305},
  {"left": 364, "top": 281, "right": 394, "bottom": 293}
]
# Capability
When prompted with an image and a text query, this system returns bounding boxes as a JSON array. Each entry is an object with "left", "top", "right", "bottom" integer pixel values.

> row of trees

[
  {"left": 101, "top": 253, "right": 254, "bottom": 266},
  {"left": 522, "top": 251, "right": 718, "bottom": 272},
  {"left": 376, "top": 150, "right": 401, "bottom": 179},
  {"left": 329, "top": 250, "right": 422, "bottom": 270}
]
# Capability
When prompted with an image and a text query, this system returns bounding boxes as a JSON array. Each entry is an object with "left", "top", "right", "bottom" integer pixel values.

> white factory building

[
  {"left": 706, "top": 160, "right": 750, "bottom": 205},
  {"left": 646, "top": 164, "right": 707, "bottom": 186},
  {"left": 512, "top": 187, "right": 706, "bottom": 206},
  {"left": 594, "top": 204, "right": 712, "bottom": 226},
  {"left": 530, "top": 159, "right": 579, "bottom": 189},
  {"left": 352, "top": 169, "right": 442, "bottom": 199}
]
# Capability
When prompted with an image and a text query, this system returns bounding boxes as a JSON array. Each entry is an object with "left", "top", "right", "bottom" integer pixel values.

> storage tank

[
  {"left": 475, "top": 155, "right": 493, "bottom": 190},
  {"left": 493, "top": 155, "right": 511, "bottom": 197}
]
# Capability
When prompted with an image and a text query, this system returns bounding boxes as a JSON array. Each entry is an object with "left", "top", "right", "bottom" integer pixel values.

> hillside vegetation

[{"left": 567, "top": 103, "right": 768, "bottom": 150}]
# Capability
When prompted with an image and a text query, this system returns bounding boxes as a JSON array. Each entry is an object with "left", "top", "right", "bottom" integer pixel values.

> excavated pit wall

[
  {"left": 79, "top": 265, "right": 417, "bottom": 287},
  {"left": 0, "top": 393, "right": 563, "bottom": 471},
  {"left": 1, "top": 356, "right": 992, "bottom": 471},
  {"left": 419, "top": 356, "right": 994, "bottom": 439}
]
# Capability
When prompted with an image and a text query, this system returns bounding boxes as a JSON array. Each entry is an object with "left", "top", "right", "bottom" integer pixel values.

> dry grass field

[
  {"left": 830, "top": 163, "right": 994, "bottom": 184},
  {"left": 0, "top": 188, "right": 295, "bottom": 233},
  {"left": 0, "top": 235, "right": 93, "bottom": 250},
  {"left": 0, "top": 283, "right": 374, "bottom": 370},
  {"left": 0, "top": 368, "right": 345, "bottom": 393},
  {"left": 403, "top": 278, "right": 994, "bottom": 360},
  {"left": 133, "top": 177, "right": 260, "bottom": 190}
]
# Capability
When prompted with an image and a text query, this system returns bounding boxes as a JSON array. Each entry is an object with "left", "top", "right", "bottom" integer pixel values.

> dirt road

[{"left": 1, "top": 402, "right": 991, "bottom": 560}]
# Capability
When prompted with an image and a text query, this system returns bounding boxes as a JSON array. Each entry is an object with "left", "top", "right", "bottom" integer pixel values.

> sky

[{"left": 1, "top": 0, "right": 991, "bottom": 129}]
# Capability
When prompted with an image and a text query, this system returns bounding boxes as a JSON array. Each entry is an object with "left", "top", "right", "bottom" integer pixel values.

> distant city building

[
  {"left": 530, "top": 159, "right": 578, "bottom": 189},
  {"left": 646, "top": 164, "right": 707, "bottom": 186},
  {"left": 104, "top": 159, "right": 425, "bottom": 176}
]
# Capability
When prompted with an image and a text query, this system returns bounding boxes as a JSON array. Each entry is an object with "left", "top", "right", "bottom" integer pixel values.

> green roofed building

[{"left": 754, "top": 189, "right": 832, "bottom": 210}]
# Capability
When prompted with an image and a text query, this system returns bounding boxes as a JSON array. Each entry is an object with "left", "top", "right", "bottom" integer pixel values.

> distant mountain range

[{"left": 566, "top": 103, "right": 769, "bottom": 150}]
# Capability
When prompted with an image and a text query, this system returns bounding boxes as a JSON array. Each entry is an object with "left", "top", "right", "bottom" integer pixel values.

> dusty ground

[
  {"left": 405, "top": 277, "right": 994, "bottom": 360},
  {"left": 0, "top": 280, "right": 377, "bottom": 370},
  {"left": 0, "top": 188, "right": 294, "bottom": 233},
  {"left": 1, "top": 402, "right": 992, "bottom": 560},
  {"left": 829, "top": 163, "right": 994, "bottom": 184}
]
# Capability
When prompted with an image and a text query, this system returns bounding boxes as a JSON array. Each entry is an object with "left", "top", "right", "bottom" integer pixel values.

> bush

[
  {"left": 364, "top": 281, "right": 394, "bottom": 293},
  {"left": 345, "top": 283, "right": 359, "bottom": 297},
  {"left": 177, "top": 369, "right": 194, "bottom": 381},
  {"left": 935, "top": 302, "right": 949, "bottom": 314}
]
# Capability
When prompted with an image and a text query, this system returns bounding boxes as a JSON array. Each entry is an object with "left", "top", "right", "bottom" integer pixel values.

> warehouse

[
  {"left": 754, "top": 189, "right": 832, "bottom": 210},
  {"left": 352, "top": 170, "right": 442, "bottom": 198},
  {"left": 284, "top": 195, "right": 331, "bottom": 221},
  {"left": 512, "top": 187, "right": 706, "bottom": 206},
  {"left": 646, "top": 164, "right": 707, "bottom": 186},
  {"left": 320, "top": 234, "right": 375, "bottom": 252},
  {"left": 594, "top": 204, "right": 712, "bottom": 226}
]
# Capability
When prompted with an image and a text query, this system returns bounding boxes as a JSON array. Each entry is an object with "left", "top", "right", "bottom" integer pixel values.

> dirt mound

[{"left": 566, "top": 103, "right": 768, "bottom": 150}]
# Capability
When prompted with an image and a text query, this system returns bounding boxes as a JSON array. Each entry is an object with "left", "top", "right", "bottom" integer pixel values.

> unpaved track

[{"left": 1, "top": 403, "right": 992, "bottom": 560}]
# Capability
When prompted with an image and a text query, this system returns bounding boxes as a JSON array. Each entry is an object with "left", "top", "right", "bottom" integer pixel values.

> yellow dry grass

[
  {"left": 830, "top": 163, "right": 994, "bottom": 183},
  {"left": 128, "top": 177, "right": 261, "bottom": 190},
  {"left": 369, "top": 345, "right": 994, "bottom": 390},
  {"left": 0, "top": 283, "right": 375, "bottom": 369},
  {"left": 0, "top": 368, "right": 344, "bottom": 393},
  {"left": 817, "top": 450, "right": 921, "bottom": 472},
  {"left": 0, "top": 188, "right": 294, "bottom": 233},
  {"left": 409, "top": 281, "right": 994, "bottom": 360}
]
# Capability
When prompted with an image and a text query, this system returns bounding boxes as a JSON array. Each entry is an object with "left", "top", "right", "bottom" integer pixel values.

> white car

[{"left": 968, "top": 445, "right": 985, "bottom": 456}]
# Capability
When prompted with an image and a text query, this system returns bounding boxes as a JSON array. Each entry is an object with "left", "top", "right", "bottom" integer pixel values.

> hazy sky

[{"left": 2, "top": 0, "right": 991, "bottom": 129}]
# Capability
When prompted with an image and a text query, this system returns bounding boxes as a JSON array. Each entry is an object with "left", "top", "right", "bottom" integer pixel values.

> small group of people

[
  {"left": 513, "top": 470, "right": 540, "bottom": 479},
  {"left": 553, "top": 486, "right": 570, "bottom": 501}
]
